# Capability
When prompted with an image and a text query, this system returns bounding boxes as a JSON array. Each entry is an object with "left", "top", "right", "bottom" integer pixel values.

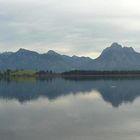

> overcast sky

[{"left": 0, "top": 0, "right": 140, "bottom": 58}]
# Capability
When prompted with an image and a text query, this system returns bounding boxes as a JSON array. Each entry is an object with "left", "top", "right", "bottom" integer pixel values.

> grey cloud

[{"left": 0, "top": 0, "right": 140, "bottom": 57}]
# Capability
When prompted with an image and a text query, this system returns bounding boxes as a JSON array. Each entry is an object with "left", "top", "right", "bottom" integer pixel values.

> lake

[{"left": 0, "top": 77, "right": 140, "bottom": 140}]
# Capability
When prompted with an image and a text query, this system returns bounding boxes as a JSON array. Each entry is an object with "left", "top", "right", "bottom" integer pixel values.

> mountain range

[{"left": 0, "top": 42, "right": 140, "bottom": 72}]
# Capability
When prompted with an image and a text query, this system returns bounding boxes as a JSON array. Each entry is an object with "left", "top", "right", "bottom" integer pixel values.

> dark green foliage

[
  {"left": 62, "top": 70, "right": 140, "bottom": 76},
  {"left": 36, "top": 70, "right": 54, "bottom": 76}
]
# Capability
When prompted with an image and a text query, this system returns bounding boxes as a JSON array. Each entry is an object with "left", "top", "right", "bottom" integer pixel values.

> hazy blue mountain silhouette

[
  {"left": 0, "top": 43, "right": 140, "bottom": 72},
  {"left": 85, "top": 43, "right": 140, "bottom": 70}
]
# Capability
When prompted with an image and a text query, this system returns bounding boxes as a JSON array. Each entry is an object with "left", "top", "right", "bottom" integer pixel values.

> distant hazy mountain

[
  {"left": 0, "top": 43, "right": 140, "bottom": 72},
  {"left": 85, "top": 42, "right": 140, "bottom": 70}
]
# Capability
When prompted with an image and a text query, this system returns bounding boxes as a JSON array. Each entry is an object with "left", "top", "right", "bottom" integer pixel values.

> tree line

[
  {"left": 62, "top": 70, "right": 140, "bottom": 75},
  {"left": 0, "top": 69, "right": 55, "bottom": 77}
]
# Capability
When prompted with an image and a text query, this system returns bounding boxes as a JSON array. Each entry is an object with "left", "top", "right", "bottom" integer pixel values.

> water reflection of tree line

[{"left": 0, "top": 78, "right": 139, "bottom": 108}]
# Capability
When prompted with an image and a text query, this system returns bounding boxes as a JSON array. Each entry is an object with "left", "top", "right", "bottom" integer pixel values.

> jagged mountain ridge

[
  {"left": 0, "top": 48, "right": 92, "bottom": 72},
  {"left": 0, "top": 43, "right": 140, "bottom": 72}
]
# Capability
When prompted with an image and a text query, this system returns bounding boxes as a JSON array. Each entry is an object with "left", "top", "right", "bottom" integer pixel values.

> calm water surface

[{"left": 0, "top": 78, "right": 140, "bottom": 140}]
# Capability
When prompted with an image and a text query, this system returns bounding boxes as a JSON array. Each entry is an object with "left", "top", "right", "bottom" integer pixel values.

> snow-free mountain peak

[
  {"left": 16, "top": 48, "right": 38, "bottom": 55},
  {"left": 0, "top": 43, "right": 139, "bottom": 72},
  {"left": 100, "top": 42, "right": 136, "bottom": 58},
  {"left": 17, "top": 48, "right": 30, "bottom": 53},
  {"left": 15, "top": 48, "right": 40, "bottom": 57},
  {"left": 110, "top": 42, "right": 122, "bottom": 48},
  {"left": 47, "top": 50, "right": 60, "bottom": 56}
]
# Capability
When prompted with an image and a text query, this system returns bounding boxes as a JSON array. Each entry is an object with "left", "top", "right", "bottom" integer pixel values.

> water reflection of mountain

[{"left": 0, "top": 78, "right": 140, "bottom": 107}]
